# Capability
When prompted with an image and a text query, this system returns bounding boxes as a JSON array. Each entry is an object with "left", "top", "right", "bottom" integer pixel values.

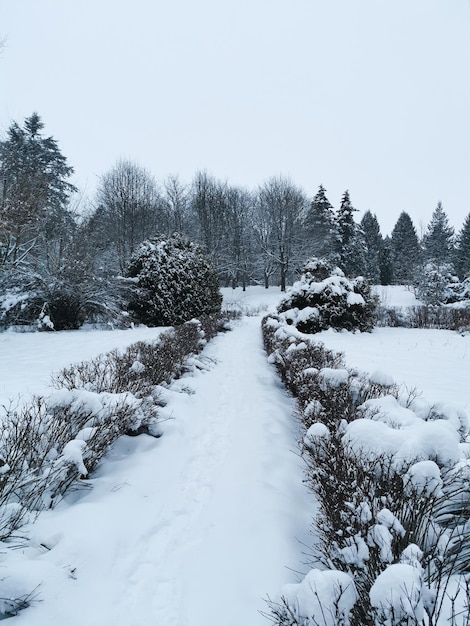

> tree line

[{"left": 1, "top": 114, "right": 469, "bottom": 305}]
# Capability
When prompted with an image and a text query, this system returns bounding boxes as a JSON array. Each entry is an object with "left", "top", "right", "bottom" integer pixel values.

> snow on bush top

[
  {"left": 277, "top": 257, "right": 377, "bottom": 333},
  {"left": 369, "top": 562, "right": 431, "bottom": 624},
  {"left": 281, "top": 568, "right": 357, "bottom": 626}
]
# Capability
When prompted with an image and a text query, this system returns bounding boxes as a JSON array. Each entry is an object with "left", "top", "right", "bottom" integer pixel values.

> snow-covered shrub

[
  {"left": 0, "top": 389, "right": 144, "bottom": 536},
  {"left": 277, "top": 257, "right": 378, "bottom": 334},
  {"left": 369, "top": 561, "right": 433, "bottom": 626},
  {"left": 0, "top": 311, "right": 227, "bottom": 544},
  {"left": 376, "top": 303, "right": 470, "bottom": 331},
  {"left": 0, "top": 273, "right": 44, "bottom": 329},
  {"left": 270, "top": 568, "right": 357, "bottom": 626},
  {"left": 415, "top": 262, "right": 467, "bottom": 306},
  {"left": 262, "top": 310, "right": 470, "bottom": 625},
  {"left": 52, "top": 317, "right": 218, "bottom": 397},
  {"left": 44, "top": 285, "right": 84, "bottom": 330},
  {"left": 127, "top": 233, "right": 222, "bottom": 327},
  {"left": 416, "top": 262, "right": 457, "bottom": 306},
  {"left": 0, "top": 271, "right": 134, "bottom": 331}
]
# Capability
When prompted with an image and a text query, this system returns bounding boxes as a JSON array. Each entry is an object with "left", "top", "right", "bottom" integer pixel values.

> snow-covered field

[
  {"left": 0, "top": 285, "right": 468, "bottom": 625},
  {"left": 317, "top": 285, "right": 470, "bottom": 414}
]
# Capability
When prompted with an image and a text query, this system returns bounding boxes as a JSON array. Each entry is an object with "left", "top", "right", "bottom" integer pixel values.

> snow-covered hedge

[
  {"left": 262, "top": 312, "right": 470, "bottom": 625},
  {"left": 277, "top": 258, "right": 377, "bottom": 334},
  {"left": 127, "top": 233, "right": 222, "bottom": 327},
  {"left": 0, "top": 314, "right": 227, "bottom": 548},
  {"left": 375, "top": 304, "right": 470, "bottom": 332}
]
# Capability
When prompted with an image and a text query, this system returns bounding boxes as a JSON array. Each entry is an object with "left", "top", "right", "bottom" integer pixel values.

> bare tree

[
  {"left": 95, "top": 159, "right": 165, "bottom": 273},
  {"left": 253, "top": 176, "right": 306, "bottom": 291},
  {"left": 190, "top": 171, "right": 229, "bottom": 269},
  {"left": 222, "top": 186, "right": 254, "bottom": 289},
  {"left": 163, "top": 174, "right": 189, "bottom": 235}
]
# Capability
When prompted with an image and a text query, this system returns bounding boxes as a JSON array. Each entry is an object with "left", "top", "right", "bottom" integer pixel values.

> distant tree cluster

[{"left": 1, "top": 113, "right": 470, "bottom": 329}]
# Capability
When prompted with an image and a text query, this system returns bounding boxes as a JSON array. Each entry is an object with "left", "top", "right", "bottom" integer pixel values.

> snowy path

[{"left": 12, "top": 316, "right": 314, "bottom": 626}]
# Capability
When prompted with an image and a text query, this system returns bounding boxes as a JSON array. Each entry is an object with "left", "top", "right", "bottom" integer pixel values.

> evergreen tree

[
  {"left": 360, "top": 211, "right": 383, "bottom": 283},
  {"left": 127, "top": 233, "right": 222, "bottom": 326},
  {"left": 336, "top": 190, "right": 366, "bottom": 276},
  {"left": 390, "top": 212, "right": 421, "bottom": 283},
  {"left": 454, "top": 212, "right": 470, "bottom": 279},
  {"left": 302, "top": 184, "right": 337, "bottom": 260},
  {"left": 379, "top": 236, "right": 394, "bottom": 285},
  {"left": 0, "top": 113, "right": 77, "bottom": 272},
  {"left": 422, "top": 201, "right": 455, "bottom": 267}
]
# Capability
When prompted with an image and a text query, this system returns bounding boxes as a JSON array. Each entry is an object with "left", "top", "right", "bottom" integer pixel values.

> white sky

[{"left": 1, "top": 0, "right": 470, "bottom": 235}]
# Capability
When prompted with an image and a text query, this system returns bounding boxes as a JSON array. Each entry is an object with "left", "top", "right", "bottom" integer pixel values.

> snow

[
  {"left": 0, "top": 326, "right": 166, "bottom": 408},
  {"left": 61, "top": 440, "right": 88, "bottom": 476},
  {"left": 316, "top": 327, "right": 470, "bottom": 413},
  {"left": 347, "top": 291, "right": 365, "bottom": 306},
  {"left": 318, "top": 367, "right": 349, "bottom": 390},
  {"left": 0, "top": 284, "right": 468, "bottom": 624},
  {"left": 404, "top": 460, "right": 443, "bottom": 497},
  {"left": 370, "top": 563, "right": 427, "bottom": 623},
  {"left": 281, "top": 568, "right": 357, "bottom": 626},
  {"left": 0, "top": 287, "right": 315, "bottom": 625},
  {"left": 343, "top": 417, "right": 462, "bottom": 469},
  {"left": 372, "top": 285, "right": 423, "bottom": 308}
]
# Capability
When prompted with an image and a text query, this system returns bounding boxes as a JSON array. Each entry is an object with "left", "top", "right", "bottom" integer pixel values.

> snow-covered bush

[
  {"left": 0, "top": 311, "right": 227, "bottom": 544},
  {"left": 127, "top": 233, "right": 222, "bottom": 327},
  {"left": 0, "top": 273, "right": 44, "bottom": 329},
  {"left": 0, "top": 271, "right": 133, "bottom": 331},
  {"left": 270, "top": 568, "right": 358, "bottom": 626},
  {"left": 416, "top": 262, "right": 461, "bottom": 306},
  {"left": 262, "top": 312, "right": 470, "bottom": 625},
  {"left": 376, "top": 303, "right": 470, "bottom": 332},
  {"left": 277, "top": 257, "right": 377, "bottom": 333},
  {"left": 0, "top": 389, "right": 145, "bottom": 539}
]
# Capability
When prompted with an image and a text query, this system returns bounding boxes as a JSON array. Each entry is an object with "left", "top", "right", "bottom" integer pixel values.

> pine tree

[
  {"left": 422, "top": 201, "right": 455, "bottom": 267},
  {"left": 454, "top": 212, "right": 470, "bottom": 279},
  {"left": 390, "top": 212, "right": 421, "bottom": 283},
  {"left": 361, "top": 211, "right": 383, "bottom": 283},
  {"left": 379, "top": 236, "right": 394, "bottom": 285},
  {"left": 336, "top": 190, "right": 366, "bottom": 276},
  {"left": 0, "top": 113, "right": 77, "bottom": 272},
  {"left": 302, "top": 184, "right": 337, "bottom": 260}
]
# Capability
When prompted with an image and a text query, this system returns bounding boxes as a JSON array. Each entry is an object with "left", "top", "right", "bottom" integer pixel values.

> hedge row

[{"left": 262, "top": 313, "right": 470, "bottom": 626}]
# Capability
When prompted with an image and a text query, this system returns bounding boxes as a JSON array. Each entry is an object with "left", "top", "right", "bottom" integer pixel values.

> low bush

[
  {"left": 0, "top": 311, "right": 229, "bottom": 544},
  {"left": 376, "top": 304, "right": 470, "bottom": 332},
  {"left": 276, "top": 258, "right": 378, "bottom": 334},
  {"left": 262, "top": 312, "right": 470, "bottom": 626},
  {"left": 0, "top": 272, "right": 134, "bottom": 331}
]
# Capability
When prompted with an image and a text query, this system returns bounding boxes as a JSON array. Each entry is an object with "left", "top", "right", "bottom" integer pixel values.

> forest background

[{"left": 1, "top": 113, "right": 470, "bottom": 333}]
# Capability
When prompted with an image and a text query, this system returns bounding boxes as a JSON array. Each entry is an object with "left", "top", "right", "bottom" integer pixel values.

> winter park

[{"left": 2, "top": 2, "right": 470, "bottom": 624}]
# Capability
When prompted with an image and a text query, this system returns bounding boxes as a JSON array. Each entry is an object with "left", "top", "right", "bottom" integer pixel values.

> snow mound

[
  {"left": 282, "top": 568, "right": 357, "bottom": 626},
  {"left": 370, "top": 563, "right": 432, "bottom": 624}
]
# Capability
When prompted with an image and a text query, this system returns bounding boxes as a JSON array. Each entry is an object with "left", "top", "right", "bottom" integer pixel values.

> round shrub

[
  {"left": 127, "top": 233, "right": 222, "bottom": 327},
  {"left": 277, "top": 257, "right": 377, "bottom": 333}
]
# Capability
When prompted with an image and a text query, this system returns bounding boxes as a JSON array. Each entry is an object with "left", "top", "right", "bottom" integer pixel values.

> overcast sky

[{"left": 1, "top": 0, "right": 470, "bottom": 235}]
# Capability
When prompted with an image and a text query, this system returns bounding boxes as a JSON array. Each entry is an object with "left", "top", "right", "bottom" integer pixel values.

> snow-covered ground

[
  {"left": 0, "top": 326, "right": 166, "bottom": 408},
  {"left": 0, "top": 285, "right": 468, "bottom": 624},
  {"left": 317, "top": 285, "right": 470, "bottom": 413},
  {"left": 2, "top": 288, "right": 314, "bottom": 626}
]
